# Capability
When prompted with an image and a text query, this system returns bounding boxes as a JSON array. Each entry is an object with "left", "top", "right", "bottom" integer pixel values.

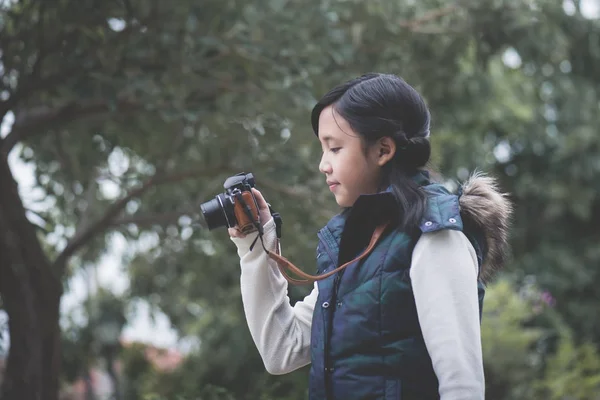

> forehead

[{"left": 317, "top": 106, "right": 356, "bottom": 142}]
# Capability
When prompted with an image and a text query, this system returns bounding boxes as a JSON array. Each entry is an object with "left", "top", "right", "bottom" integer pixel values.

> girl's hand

[{"left": 228, "top": 188, "right": 273, "bottom": 238}]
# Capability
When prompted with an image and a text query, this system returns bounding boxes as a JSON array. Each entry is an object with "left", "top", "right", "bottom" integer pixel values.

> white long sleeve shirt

[{"left": 231, "top": 218, "right": 485, "bottom": 400}]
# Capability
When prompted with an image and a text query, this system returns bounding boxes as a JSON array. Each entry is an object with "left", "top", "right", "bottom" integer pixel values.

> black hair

[{"left": 311, "top": 73, "right": 431, "bottom": 232}]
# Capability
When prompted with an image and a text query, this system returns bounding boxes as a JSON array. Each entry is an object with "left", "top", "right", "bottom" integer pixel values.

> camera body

[{"left": 201, "top": 173, "right": 261, "bottom": 234}]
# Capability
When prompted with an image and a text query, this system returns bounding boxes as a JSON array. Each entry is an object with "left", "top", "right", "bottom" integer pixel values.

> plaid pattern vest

[{"left": 308, "top": 173, "right": 486, "bottom": 400}]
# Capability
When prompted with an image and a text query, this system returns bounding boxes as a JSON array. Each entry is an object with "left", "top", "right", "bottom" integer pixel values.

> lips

[{"left": 327, "top": 181, "right": 339, "bottom": 190}]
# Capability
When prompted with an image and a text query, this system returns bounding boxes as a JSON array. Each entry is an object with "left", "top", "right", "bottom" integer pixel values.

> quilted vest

[{"left": 308, "top": 172, "right": 486, "bottom": 400}]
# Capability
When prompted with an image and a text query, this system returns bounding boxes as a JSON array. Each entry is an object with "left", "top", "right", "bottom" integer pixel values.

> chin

[
  {"left": 336, "top": 199, "right": 352, "bottom": 208},
  {"left": 334, "top": 191, "right": 355, "bottom": 208}
]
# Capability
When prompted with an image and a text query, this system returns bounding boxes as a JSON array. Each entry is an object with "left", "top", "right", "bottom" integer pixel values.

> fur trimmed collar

[{"left": 459, "top": 172, "right": 513, "bottom": 282}]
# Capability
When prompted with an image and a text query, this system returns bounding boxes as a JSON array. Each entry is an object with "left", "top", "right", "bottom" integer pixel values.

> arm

[
  {"left": 231, "top": 218, "right": 318, "bottom": 374},
  {"left": 410, "top": 229, "right": 485, "bottom": 400}
]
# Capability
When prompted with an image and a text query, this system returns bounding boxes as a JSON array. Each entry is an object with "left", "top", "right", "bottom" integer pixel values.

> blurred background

[{"left": 1, "top": 0, "right": 600, "bottom": 399}]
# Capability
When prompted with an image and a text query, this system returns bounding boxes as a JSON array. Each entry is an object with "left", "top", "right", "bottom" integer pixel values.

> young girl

[{"left": 229, "top": 73, "right": 512, "bottom": 400}]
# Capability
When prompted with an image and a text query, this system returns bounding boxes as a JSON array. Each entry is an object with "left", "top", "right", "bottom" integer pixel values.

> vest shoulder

[{"left": 419, "top": 184, "right": 463, "bottom": 233}]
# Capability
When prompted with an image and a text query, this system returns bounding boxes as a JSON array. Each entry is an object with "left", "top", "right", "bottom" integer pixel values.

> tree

[
  {"left": 0, "top": 0, "right": 336, "bottom": 397},
  {"left": 2, "top": 0, "right": 600, "bottom": 399}
]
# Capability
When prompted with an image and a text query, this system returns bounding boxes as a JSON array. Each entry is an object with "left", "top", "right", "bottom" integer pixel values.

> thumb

[{"left": 251, "top": 188, "right": 269, "bottom": 210}]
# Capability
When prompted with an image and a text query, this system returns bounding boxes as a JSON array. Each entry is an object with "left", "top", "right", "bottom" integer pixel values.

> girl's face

[{"left": 318, "top": 106, "right": 390, "bottom": 207}]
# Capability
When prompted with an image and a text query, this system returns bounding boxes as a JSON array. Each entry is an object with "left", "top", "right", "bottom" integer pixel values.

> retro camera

[{"left": 200, "top": 173, "right": 261, "bottom": 234}]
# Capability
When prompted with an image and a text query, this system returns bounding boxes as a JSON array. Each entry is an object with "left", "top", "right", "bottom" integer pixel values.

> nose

[{"left": 319, "top": 153, "right": 332, "bottom": 174}]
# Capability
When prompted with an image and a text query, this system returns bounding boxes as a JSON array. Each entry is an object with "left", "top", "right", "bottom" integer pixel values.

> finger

[{"left": 251, "top": 188, "right": 269, "bottom": 210}]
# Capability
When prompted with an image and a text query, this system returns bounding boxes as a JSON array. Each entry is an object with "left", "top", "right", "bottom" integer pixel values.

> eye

[{"left": 330, "top": 147, "right": 341, "bottom": 154}]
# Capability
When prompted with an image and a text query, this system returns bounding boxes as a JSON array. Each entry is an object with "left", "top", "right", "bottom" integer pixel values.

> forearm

[{"left": 231, "top": 219, "right": 316, "bottom": 374}]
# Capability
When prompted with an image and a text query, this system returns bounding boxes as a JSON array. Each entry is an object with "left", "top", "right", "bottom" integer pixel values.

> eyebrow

[{"left": 319, "top": 134, "right": 336, "bottom": 143}]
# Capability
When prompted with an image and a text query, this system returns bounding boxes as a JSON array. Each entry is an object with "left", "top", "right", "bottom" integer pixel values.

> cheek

[{"left": 354, "top": 154, "right": 373, "bottom": 172}]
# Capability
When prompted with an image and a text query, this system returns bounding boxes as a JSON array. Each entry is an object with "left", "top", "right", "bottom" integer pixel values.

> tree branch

[
  {"left": 52, "top": 168, "right": 212, "bottom": 272},
  {"left": 1, "top": 98, "right": 139, "bottom": 157},
  {"left": 109, "top": 209, "right": 197, "bottom": 229},
  {"left": 2, "top": 23, "right": 91, "bottom": 117},
  {"left": 29, "top": 1, "right": 48, "bottom": 83},
  {"left": 398, "top": 5, "right": 459, "bottom": 31},
  {"left": 1, "top": 73, "right": 228, "bottom": 158},
  {"left": 0, "top": 6, "right": 149, "bottom": 149}
]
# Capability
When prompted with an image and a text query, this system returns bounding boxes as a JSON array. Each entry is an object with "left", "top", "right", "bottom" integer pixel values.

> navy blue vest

[{"left": 308, "top": 175, "right": 486, "bottom": 400}]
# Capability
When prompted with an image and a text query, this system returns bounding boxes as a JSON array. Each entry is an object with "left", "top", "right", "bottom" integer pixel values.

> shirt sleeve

[
  {"left": 230, "top": 218, "right": 318, "bottom": 374},
  {"left": 410, "top": 229, "right": 485, "bottom": 400}
]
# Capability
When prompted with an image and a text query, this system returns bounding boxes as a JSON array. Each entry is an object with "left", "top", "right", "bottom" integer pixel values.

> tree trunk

[{"left": 0, "top": 155, "right": 62, "bottom": 400}]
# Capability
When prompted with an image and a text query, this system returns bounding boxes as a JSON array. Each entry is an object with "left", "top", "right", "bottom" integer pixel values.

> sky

[{"left": 0, "top": 0, "right": 599, "bottom": 354}]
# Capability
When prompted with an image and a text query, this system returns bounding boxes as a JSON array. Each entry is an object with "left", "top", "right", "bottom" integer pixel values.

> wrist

[{"left": 261, "top": 216, "right": 274, "bottom": 228}]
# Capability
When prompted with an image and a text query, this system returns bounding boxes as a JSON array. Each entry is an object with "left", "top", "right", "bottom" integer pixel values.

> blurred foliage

[
  {"left": 481, "top": 279, "right": 546, "bottom": 399},
  {"left": 119, "top": 343, "right": 156, "bottom": 399},
  {"left": 2, "top": 0, "right": 600, "bottom": 399},
  {"left": 481, "top": 279, "right": 600, "bottom": 400},
  {"left": 535, "top": 339, "right": 600, "bottom": 399},
  {"left": 61, "top": 287, "right": 127, "bottom": 384}
]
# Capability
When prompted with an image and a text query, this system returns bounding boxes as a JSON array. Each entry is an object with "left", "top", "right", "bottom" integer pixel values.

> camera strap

[
  {"left": 267, "top": 204, "right": 283, "bottom": 239},
  {"left": 238, "top": 193, "right": 389, "bottom": 286},
  {"left": 259, "top": 223, "right": 390, "bottom": 286},
  {"left": 234, "top": 193, "right": 279, "bottom": 251}
]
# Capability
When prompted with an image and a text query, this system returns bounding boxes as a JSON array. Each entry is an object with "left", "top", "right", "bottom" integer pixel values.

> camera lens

[
  {"left": 200, "top": 196, "right": 226, "bottom": 230},
  {"left": 200, "top": 194, "right": 236, "bottom": 230}
]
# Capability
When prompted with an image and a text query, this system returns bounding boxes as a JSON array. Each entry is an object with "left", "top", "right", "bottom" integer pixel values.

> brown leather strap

[{"left": 267, "top": 223, "right": 390, "bottom": 285}]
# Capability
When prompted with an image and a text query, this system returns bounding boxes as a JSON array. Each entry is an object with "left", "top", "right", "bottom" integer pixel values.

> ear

[{"left": 375, "top": 137, "right": 396, "bottom": 166}]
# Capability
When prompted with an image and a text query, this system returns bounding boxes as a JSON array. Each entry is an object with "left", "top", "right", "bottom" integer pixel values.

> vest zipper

[
  {"left": 325, "top": 267, "right": 347, "bottom": 400},
  {"left": 317, "top": 228, "right": 339, "bottom": 400},
  {"left": 318, "top": 226, "right": 348, "bottom": 400}
]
